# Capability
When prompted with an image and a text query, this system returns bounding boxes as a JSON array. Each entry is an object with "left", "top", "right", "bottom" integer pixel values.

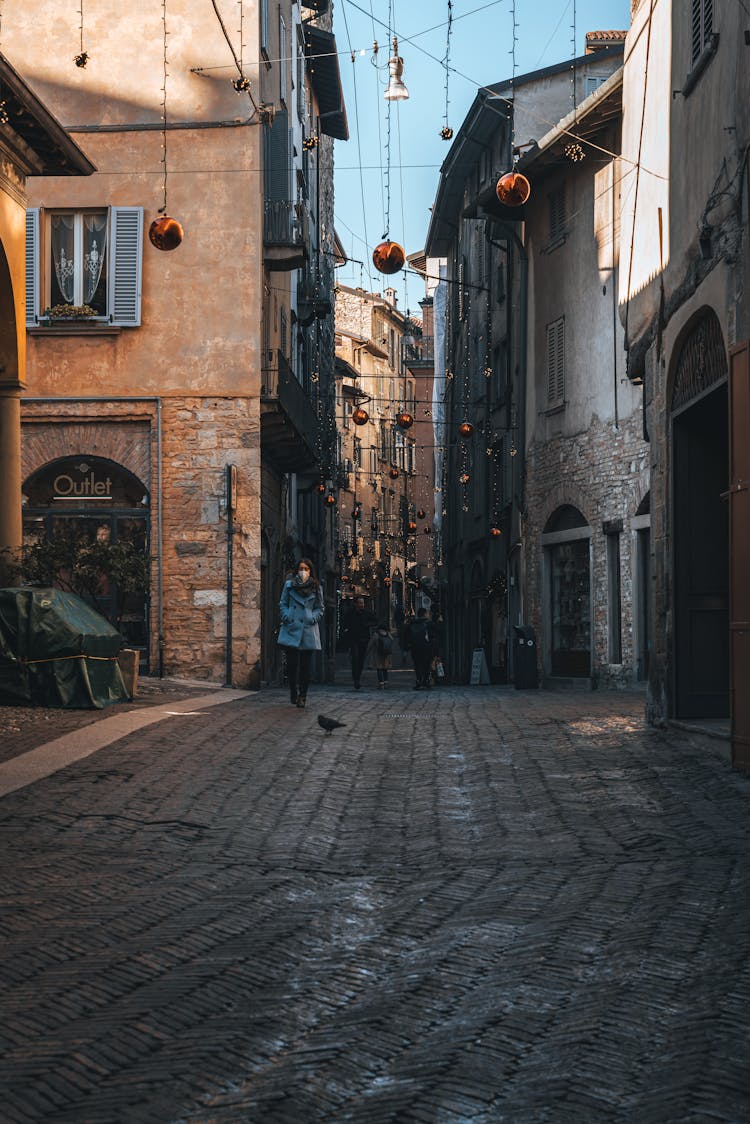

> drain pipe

[{"left": 21, "top": 395, "right": 165, "bottom": 676}]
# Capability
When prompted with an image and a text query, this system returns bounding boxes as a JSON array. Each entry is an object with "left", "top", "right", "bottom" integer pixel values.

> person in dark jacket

[
  {"left": 345, "top": 595, "right": 375, "bottom": 689},
  {"left": 278, "top": 558, "right": 324, "bottom": 708},
  {"left": 407, "top": 607, "right": 434, "bottom": 690}
]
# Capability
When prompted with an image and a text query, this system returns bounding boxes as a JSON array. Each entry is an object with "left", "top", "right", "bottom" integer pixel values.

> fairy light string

[{"left": 159, "top": 0, "right": 169, "bottom": 215}]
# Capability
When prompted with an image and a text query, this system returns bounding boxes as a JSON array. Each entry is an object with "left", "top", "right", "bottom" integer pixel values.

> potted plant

[{"left": 39, "top": 303, "right": 100, "bottom": 324}]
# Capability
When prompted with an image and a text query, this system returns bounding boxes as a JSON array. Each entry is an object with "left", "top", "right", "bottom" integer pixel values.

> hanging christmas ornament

[
  {"left": 459, "top": 472, "right": 471, "bottom": 484},
  {"left": 417, "top": 509, "right": 426, "bottom": 519},
  {"left": 341, "top": 574, "right": 350, "bottom": 583},
  {"left": 383, "top": 576, "right": 392, "bottom": 586},
  {"left": 389, "top": 467, "right": 400, "bottom": 479},
  {"left": 490, "top": 526, "right": 502, "bottom": 537},
  {"left": 408, "top": 521, "right": 417, "bottom": 532},
  {"left": 372, "top": 240, "right": 406, "bottom": 275},
  {"left": 458, "top": 421, "right": 474, "bottom": 438},
  {"left": 74, "top": 0, "right": 89, "bottom": 67},
  {"left": 149, "top": 216, "right": 183, "bottom": 251},
  {"left": 440, "top": 126, "right": 454, "bottom": 140},
  {"left": 317, "top": 482, "right": 326, "bottom": 493},
  {"left": 495, "top": 171, "right": 531, "bottom": 207},
  {"left": 396, "top": 411, "right": 414, "bottom": 430},
  {"left": 151, "top": 0, "right": 183, "bottom": 250},
  {"left": 325, "top": 492, "right": 336, "bottom": 506},
  {"left": 352, "top": 406, "right": 369, "bottom": 425}
]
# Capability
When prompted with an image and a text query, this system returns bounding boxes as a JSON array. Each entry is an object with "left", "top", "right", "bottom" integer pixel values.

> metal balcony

[
  {"left": 261, "top": 350, "right": 320, "bottom": 473},
  {"left": 263, "top": 201, "right": 309, "bottom": 272}
]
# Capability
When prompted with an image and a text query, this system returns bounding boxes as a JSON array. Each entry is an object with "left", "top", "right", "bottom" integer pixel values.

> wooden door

[{"left": 673, "top": 385, "right": 729, "bottom": 718}]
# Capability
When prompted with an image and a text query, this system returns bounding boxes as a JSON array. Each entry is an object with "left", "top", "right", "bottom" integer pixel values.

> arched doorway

[
  {"left": 22, "top": 456, "right": 150, "bottom": 666},
  {"left": 542, "top": 505, "right": 592, "bottom": 677},
  {"left": 671, "top": 310, "right": 728, "bottom": 718}
]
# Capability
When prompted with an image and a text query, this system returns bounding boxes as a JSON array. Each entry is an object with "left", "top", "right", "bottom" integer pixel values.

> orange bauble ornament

[
  {"left": 490, "top": 526, "right": 502, "bottom": 537},
  {"left": 389, "top": 467, "right": 399, "bottom": 479},
  {"left": 149, "top": 215, "right": 184, "bottom": 251},
  {"left": 396, "top": 411, "right": 414, "bottom": 429},
  {"left": 458, "top": 421, "right": 474, "bottom": 438},
  {"left": 495, "top": 172, "right": 531, "bottom": 207},
  {"left": 372, "top": 240, "right": 406, "bottom": 275},
  {"left": 352, "top": 407, "right": 369, "bottom": 425}
]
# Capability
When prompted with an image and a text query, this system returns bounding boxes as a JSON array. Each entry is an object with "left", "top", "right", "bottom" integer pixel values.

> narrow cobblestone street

[{"left": 1, "top": 685, "right": 749, "bottom": 1123}]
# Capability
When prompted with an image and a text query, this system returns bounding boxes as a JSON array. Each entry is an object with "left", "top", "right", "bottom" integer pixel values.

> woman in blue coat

[{"left": 278, "top": 558, "right": 324, "bottom": 708}]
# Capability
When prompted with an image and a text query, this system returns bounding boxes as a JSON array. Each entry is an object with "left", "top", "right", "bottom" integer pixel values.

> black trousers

[
  {"left": 350, "top": 640, "right": 369, "bottom": 686},
  {"left": 412, "top": 646, "right": 433, "bottom": 686},
  {"left": 286, "top": 648, "right": 312, "bottom": 695}
]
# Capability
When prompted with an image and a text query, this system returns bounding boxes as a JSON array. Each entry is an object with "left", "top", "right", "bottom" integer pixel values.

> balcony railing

[
  {"left": 263, "top": 202, "right": 309, "bottom": 271},
  {"left": 402, "top": 335, "right": 434, "bottom": 365},
  {"left": 261, "top": 350, "right": 319, "bottom": 471}
]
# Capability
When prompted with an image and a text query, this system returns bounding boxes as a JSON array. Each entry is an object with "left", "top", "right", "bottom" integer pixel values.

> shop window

[{"left": 26, "top": 207, "right": 143, "bottom": 327}]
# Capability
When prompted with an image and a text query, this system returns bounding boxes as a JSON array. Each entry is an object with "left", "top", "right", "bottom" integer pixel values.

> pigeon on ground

[{"left": 318, "top": 714, "right": 347, "bottom": 735}]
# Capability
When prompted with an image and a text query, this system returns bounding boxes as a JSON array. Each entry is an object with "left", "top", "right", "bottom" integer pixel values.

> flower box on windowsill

[{"left": 29, "top": 318, "right": 121, "bottom": 337}]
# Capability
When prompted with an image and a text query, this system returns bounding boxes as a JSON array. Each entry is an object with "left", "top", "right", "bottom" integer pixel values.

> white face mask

[{"left": 298, "top": 568, "right": 310, "bottom": 578}]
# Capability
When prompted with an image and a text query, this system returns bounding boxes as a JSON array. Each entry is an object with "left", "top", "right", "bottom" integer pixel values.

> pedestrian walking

[
  {"left": 429, "top": 610, "right": 446, "bottom": 685},
  {"left": 278, "top": 558, "right": 324, "bottom": 708},
  {"left": 365, "top": 622, "right": 394, "bottom": 688},
  {"left": 343, "top": 595, "right": 375, "bottom": 689},
  {"left": 407, "top": 607, "right": 434, "bottom": 690}
]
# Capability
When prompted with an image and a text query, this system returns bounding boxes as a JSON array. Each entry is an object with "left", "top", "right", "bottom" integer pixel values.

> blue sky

[{"left": 332, "top": 0, "right": 632, "bottom": 314}]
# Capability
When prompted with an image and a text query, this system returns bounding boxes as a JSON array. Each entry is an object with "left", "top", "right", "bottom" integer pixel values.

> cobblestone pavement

[{"left": 1, "top": 685, "right": 749, "bottom": 1123}]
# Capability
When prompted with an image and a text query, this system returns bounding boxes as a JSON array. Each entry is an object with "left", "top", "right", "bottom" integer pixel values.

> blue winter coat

[{"left": 278, "top": 578, "right": 324, "bottom": 650}]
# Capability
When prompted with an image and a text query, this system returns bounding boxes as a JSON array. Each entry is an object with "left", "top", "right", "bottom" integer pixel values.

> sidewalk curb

[{"left": 0, "top": 689, "right": 254, "bottom": 799}]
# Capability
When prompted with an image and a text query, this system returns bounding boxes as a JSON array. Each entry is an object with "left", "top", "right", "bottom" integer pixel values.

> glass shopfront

[{"left": 22, "top": 456, "right": 150, "bottom": 666}]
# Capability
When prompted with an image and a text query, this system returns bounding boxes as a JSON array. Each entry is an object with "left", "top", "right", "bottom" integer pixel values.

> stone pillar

[{"left": 0, "top": 385, "right": 21, "bottom": 584}]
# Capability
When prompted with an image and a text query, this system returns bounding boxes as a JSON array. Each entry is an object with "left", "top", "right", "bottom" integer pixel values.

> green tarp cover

[{"left": 0, "top": 588, "right": 129, "bottom": 709}]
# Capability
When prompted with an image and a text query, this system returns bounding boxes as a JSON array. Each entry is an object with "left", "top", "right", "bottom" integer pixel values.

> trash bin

[{"left": 513, "top": 624, "right": 538, "bottom": 689}]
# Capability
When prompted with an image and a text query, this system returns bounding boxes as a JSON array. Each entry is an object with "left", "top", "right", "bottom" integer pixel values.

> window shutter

[
  {"left": 108, "top": 206, "right": 143, "bottom": 326},
  {"left": 546, "top": 318, "right": 565, "bottom": 406},
  {"left": 25, "top": 208, "right": 40, "bottom": 326},
  {"left": 265, "top": 108, "right": 290, "bottom": 200},
  {"left": 555, "top": 319, "right": 565, "bottom": 403}
]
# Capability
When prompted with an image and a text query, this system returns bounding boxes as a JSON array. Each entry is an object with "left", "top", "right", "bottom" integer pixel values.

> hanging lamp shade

[
  {"left": 396, "top": 411, "right": 414, "bottom": 430},
  {"left": 352, "top": 406, "right": 369, "bottom": 425},
  {"left": 458, "top": 421, "right": 474, "bottom": 438},
  {"left": 495, "top": 171, "right": 531, "bottom": 207},
  {"left": 149, "top": 215, "right": 183, "bottom": 251},
  {"left": 384, "top": 38, "right": 409, "bottom": 101},
  {"left": 372, "top": 240, "right": 406, "bottom": 275}
]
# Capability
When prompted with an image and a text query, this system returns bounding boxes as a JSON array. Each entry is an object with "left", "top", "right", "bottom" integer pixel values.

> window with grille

[
  {"left": 691, "top": 0, "right": 713, "bottom": 64},
  {"left": 546, "top": 317, "right": 565, "bottom": 408},
  {"left": 549, "top": 186, "right": 566, "bottom": 245}
]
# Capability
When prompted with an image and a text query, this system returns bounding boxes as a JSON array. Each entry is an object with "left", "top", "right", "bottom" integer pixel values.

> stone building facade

[
  {"left": 519, "top": 70, "right": 650, "bottom": 688},
  {"left": 619, "top": 0, "right": 749, "bottom": 757},
  {"left": 6, "top": 0, "right": 345, "bottom": 687}
]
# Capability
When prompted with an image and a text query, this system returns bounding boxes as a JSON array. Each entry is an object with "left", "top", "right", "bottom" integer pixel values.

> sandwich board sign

[{"left": 470, "top": 647, "right": 490, "bottom": 685}]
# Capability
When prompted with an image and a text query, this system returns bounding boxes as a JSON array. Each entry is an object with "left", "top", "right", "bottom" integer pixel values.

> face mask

[{"left": 298, "top": 568, "right": 310, "bottom": 578}]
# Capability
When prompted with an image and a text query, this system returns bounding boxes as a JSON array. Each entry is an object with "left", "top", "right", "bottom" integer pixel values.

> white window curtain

[
  {"left": 83, "top": 213, "right": 107, "bottom": 303},
  {"left": 51, "top": 215, "right": 75, "bottom": 303}
]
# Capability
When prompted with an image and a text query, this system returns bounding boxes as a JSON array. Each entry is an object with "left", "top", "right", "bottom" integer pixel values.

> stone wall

[
  {"left": 20, "top": 395, "right": 262, "bottom": 687},
  {"left": 524, "top": 410, "right": 649, "bottom": 686}
]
